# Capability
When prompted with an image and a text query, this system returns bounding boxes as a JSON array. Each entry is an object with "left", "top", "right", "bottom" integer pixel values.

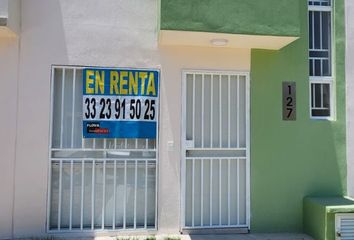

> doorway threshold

[{"left": 181, "top": 227, "right": 248, "bottom": 235}]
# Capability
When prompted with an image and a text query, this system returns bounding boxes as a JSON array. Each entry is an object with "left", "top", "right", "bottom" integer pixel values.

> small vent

[{"left": 336, "top": 214, "right": 354, "bottom": 240}]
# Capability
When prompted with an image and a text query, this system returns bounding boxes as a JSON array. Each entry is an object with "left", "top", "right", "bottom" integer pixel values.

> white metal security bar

[
  {"left": 308, "top": 0, "right": 334, "bottom": 118},
  {"left": 182, "top": 71, "right": 250, "bottom": 229},
  {"left": 48, "top": 66, "right": 158, "bottom": 232},
  {"left": 185, "top": 157, "right": 247, "bottom": 228},
  {"left": 335, "top": 214, "right": 354, "bottom": 240}
]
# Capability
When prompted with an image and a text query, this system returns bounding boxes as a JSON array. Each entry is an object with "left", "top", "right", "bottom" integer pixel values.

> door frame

[{"left": 180, "top": 69, "right": 250, "bottom": 231}]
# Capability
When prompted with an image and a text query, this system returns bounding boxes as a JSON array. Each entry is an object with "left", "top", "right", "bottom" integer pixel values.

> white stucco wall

[
  {"left": 346, "top": 0, "right": 354, "bottom": 198},
  {"left": 0, "top": 0, "right": 250, "bottom": 238},
  {"left": 0, "top": 38, "right": 19, "bottom": 239},
  {"left": 13, "top": 1, "right": 160, "bottom": 237},
  {"left": 7, "top": 0, "right": 20, "bottom": 35},
  {"left": 0, "top": 0, "right": 20, "bottom": 37},
  {"left": 0, "top": 0, "right": 8, "bottom": 17},
  {"left": 159, "top": 46, "right": 250, "bottom": 232}
]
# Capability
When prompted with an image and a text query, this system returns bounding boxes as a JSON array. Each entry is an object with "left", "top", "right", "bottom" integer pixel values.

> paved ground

[
  {"left": 17, "top": 233, "right": 313, "bottom": 240},
  {"left": 185, "top": 233, "right": 313, "bottom": 240}
]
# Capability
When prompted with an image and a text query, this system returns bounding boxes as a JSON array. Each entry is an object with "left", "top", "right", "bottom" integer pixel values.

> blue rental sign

[{"left": 82, "top": 68, "right": 159, "bottom": 138}]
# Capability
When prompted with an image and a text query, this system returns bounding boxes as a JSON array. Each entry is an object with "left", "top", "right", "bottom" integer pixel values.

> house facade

[{"left": 0, "top": 0, "right": 352, "bottom": 239}]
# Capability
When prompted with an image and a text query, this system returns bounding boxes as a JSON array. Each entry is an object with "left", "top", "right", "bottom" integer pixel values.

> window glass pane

[
  {"left": 125, "top": 161, "right": 135, "bottom": 228},
  {"left": 186, "top": 74, "right": 194, "bottom": 141},
  {"left": 314, "top": 11, "right": 321, "bottom": 49},
  {"left": 314, "top": 59, "right": 322, "bottom": 76},
  {"left": 312, "top": 109, "right": 331, "bottom": 116},
  {"left": 94, "top": 161, "right": 103, "bottom": 229},
  {"left": 311, "top": 84, "right": 315, "bottom": 108},
  {"left": 221, "top": 75, "right": 229, "bottom": 148},
  {"left": 211, "top": 75, "right": 220, "bottom": 148},
  {"left": 103, "top": 161, "right": 114, "bottom": 229},
  {"left": 314, "top": 84, "right": 322, "bottom": 108},
  {"left": 309, "top": 11, "right": 313, "bottom": 49},
  {"left": 60, "top": 161, "right": 71, "bottom": 229},
  {"left": 323, "top": 84, "right": 330, "bottom": 108},
  {"left": 322, "top": 59, "right": 331, "bottom": 76},
  {"left": 82, "top": 161, "right": 93, "bottom": 229},
  {"left": 185, "top": 159, "right": 192, "bottom": 226},
  {"left": 146, "top": 162, "right": 156, "bottom": 227},
  {"left": 204, "top": 75, "right": 212, "bottom": 148},
  {"left": 63, "top": 69, "right": 74, "bottom": 148},
  {"left": 136, "top": 160, "right": 147, "bottom": 228},
  {"left": 322, "top": 12, "right": 331, "bottom": 50},
  {"left": 73, "top": 70, "right": 83, "bottom": 148},
  {"left": 310, "top": 50, "right": 329, "bottom": 58},
  {"left": 308, "top": 0, "right": 331, "bottom": 6},
  {"left": 311, "top": 83, "right": 331, "bottom": 117},
  {"left": 239, "top": 76, "right": 247, "bottom": 148},
  {"left": 309, "top": 59, "right": 314, "bottom": 76},
  {"left": 52, "top": 69, "right": 63, "bottom": 148},
  {"left": 72, "top": 161, "right": 82, "bottom": 229},
  {"left": 194, "top": 74, "right": 202, "bottom": 148},
  {"left": 49, "top": 161, "right": 59, "bottom": 229}
]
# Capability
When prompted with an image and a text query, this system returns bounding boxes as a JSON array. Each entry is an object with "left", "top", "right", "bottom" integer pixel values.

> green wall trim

[
  {"left": 304, "top": 197, "right": 354, "bottom": 240},
  {"left": 160, "top": 0, "right": 300, "bottom": 37},
  {"left": 249, "top": 0, "right": 346, "bottom": 233},
  {"left": 304, "top": 198, "right": 327, "bottom": 240}
]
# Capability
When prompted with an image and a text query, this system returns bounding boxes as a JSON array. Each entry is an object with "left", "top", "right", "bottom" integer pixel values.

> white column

[{"left": 346, "top": 0, "right": 354, "bottom": 197}]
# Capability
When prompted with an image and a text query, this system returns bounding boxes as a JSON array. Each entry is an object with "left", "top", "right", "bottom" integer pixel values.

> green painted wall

[
  {"left": 250, "top": 0, "right": 346, "bottom": 233},
  {"left": 303, "top": 198, "right": 327, "bottom": 240},
  {"left": 160, "top": 0, "right": 346, "bottom": 233},
  {"left": 161, "top": 0, "right": 300, "bottom": 37}
]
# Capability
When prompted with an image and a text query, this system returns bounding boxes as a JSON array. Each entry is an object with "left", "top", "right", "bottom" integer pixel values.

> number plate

[{"left": 282, "top": 82, "right": 296, "bottom": 121}]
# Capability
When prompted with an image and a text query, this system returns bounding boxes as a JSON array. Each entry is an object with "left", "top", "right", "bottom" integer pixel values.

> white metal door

[{"left": 181, "top": 70, "right": 250, "bottom": 229}]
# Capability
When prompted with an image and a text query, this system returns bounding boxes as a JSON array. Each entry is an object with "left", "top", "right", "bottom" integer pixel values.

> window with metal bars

[
  {"left": 308, "top": 0, "right": 334, "bottom": 118},
  {"left": 48, "top": 66, "right": 157, "bottom": 232}
]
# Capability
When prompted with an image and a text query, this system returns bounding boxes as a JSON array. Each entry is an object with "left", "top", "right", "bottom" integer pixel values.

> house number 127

[{"left": 282, "top": 82, "right": 296, "bottom": 121}]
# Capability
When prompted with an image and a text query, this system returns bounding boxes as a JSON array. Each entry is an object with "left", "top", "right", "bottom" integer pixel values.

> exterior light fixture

[{"left": 210, "top": 38, "right": 228, "bottom": 46}]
